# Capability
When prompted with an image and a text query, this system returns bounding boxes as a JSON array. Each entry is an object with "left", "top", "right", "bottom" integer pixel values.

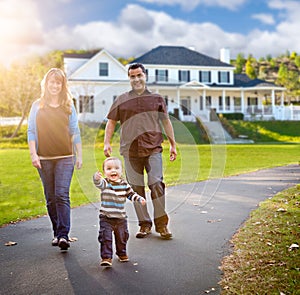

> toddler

[{"left": 93, "top": 157, "right": 146, "bottom": 267}]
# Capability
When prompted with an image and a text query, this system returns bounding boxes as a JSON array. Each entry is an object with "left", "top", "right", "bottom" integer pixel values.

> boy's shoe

[
  {"left": 58, "top": 238, "right": 70, "bottom": 250},
  {"left": 118, "top": 255, "right": 129, "bottom": 262},
  {"left": 157, "top": 227, "right": 172, "bottom": 239},
  {"left": 52, "top": 237, "right": 59, "bottom": 246},
  {"left": 100, "top": 258, "right": 112, "bottom": 267},
  {"left": 136, "top": 225, "right": 151, "bottom": 238}
]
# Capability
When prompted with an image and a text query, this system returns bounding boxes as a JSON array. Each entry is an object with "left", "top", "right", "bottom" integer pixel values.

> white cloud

[
  {"left": 251, "top": 13, "right": 275, "bottom": 25},
  {"left": 0, "top": 0, "right": 45, "bottom": 65},
  {"left": 1, "top": 0, "right": 300, "bottom": 66},
  {"left": 138, "top": 0, "right": 247, "bottom": 11}
]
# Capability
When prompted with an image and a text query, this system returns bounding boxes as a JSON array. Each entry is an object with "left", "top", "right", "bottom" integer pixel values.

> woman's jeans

[
  {"left": 98, "top": 215, "right": 129, "bottom": 259},
  {"left": 124, "top": 153, "right": 168, "bottom": 232},
  {"left": 38, "top": 157, "right": 75, "bottom": 240}
]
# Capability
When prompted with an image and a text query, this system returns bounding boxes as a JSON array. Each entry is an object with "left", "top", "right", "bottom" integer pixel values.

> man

[{"left": 104, "top": 63, "right": 177, "bottom": 239}]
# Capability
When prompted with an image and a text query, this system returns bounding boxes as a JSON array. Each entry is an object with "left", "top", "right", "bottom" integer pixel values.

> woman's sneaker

[
  {"left": 100, "top": 258, "right": 112, "bottom": 267},
  {"left": 52, "top": 237, "right": 59, "bottom": 246},
  {"left": 58, "top": 238, "right": 70, "bottom": 250}
]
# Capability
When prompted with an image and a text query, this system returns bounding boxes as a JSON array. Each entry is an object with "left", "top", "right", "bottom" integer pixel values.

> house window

[
  {"left": 225, "top": 96, "right": 230, "bottom": 110},
  {"left": 181, "top": 97, "right": 191, "bottom": 115},
  {"left": 219, "top": 96, "right": 223, "bottom": 110},
  {"left": 218, "top": 71, "right": 230, "bottom": 83},
  {"left": 199, "top": 71, "right": 211, "bottom": 83},
  {"left": 155, "top": 69, "right": 168, "bottom": 82},
  {"left": 99, "top": 62, "right": 109, "bottom": 76},
  {"left": 247, "top": 97, "right": 258, "bottom": 106},
  {"left": 206, "top": 96, "right": 212, "bottom": 107},
  {"left": 179, "top": 70, "right": 190, "bottom": 82},
  {"left": 79, "top": 95, "right": 94, "bottom": 113},
  {"left": 164, "top": 96, "right": 168, "bottom": 106},
  {"left": 233, "top": 97, "right": 241, "bottom": 111}
]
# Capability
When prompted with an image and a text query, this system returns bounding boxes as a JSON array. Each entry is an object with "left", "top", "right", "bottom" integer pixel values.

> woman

[{"left": 27, "top": 68, "right": 82, "bottom": 251}]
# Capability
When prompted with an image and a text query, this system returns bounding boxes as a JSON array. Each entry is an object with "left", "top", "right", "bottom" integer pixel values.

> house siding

[{"left": 64, "top": 46, "right": 287, "bottom": 124}]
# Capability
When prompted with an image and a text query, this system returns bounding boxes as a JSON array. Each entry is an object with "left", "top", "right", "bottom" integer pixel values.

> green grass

[
  {"left": 0, "top": 144, "right": 299, "bottom": 227},
  {"left": 1, "top": 122, "right": 299, "bottom": 293},
  {"left": 219, "top": 185, "right": 300, "bottom": 294},
  {"left": 226, "top": 120, "right": 300, "bottom": 143}
]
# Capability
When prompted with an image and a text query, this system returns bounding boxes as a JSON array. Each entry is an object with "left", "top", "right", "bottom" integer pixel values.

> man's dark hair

[{"left": 128, "top": 63, "right": 146, "bottom": 75}]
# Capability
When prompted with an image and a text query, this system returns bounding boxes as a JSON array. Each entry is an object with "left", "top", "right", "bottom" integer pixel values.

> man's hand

[
  {"left": 104, "top": 143, "right": 112, "bottom": 157},
  {"left": 170, "top": 145, "right": 177, "bottom": 161}
]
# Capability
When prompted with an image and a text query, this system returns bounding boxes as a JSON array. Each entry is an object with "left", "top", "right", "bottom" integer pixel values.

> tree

[
  {"left": 294, "top": 55, "right": 300, "bottom": 69},
  {"left": 276, "top": 63, "right": 300, "bottom": 98},
  {"left": 258, "top": 66, "right": 267, "bottom": 80},
  {"left": 6, "top": 62, "right": 45, "bottom": 138},
  {"left": 245, "top": 59, "right": 257, "bottom": 79},
  {"left": 234, "top": 53, "right": 246, "bottom": 74},
  {"left": 0, "top": 50, "right": 67, "bottom": 138},
  {"left": 266, "top": 54, "right": 272, "bottom": 62}
]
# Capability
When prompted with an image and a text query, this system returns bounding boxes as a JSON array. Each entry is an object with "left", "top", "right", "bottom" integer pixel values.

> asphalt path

[{"left": 0, "top": 165, "right": 299, "bottom": 295}]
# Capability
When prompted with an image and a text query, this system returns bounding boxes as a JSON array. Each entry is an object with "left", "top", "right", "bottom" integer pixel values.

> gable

[{"left": 65, "top": 49, "right": 127, "bottom": 81}]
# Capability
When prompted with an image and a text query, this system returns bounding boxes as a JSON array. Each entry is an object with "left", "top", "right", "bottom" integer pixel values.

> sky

[{"left": 1, "top": 0, "right": 300, "bottom": 66}]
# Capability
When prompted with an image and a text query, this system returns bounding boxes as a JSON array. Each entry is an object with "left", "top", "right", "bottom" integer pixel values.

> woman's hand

[
  {"left": 76, "top": 156, "right": 82, "bottom": 169},
  {"left": 31, "top": 153, "right": 41, "bottom": 169}
]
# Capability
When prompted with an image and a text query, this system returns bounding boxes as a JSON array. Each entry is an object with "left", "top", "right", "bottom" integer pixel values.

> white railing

[{"left": 0, "top": 117, "right": 27, "bottom": 126}]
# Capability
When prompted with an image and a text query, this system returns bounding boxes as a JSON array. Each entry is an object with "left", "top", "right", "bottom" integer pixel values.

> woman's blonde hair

[{"left": 39, "top": 68, "right": 73, "bottom": 114}]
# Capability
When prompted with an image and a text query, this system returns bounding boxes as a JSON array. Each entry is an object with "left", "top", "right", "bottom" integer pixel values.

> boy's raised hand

[{"left": 94, "top": 171, "right": 103, "bottom": 181}]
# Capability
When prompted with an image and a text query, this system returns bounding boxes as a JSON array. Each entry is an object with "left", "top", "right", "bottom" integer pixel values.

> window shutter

[
  {"left": 165, "top": 70, "right": 168, "bottom": 82},
  {"left": 179, "top": 70, "right": 182, "bottom": 82},
  {"left": 199, "top": 71, "right": 202, "bottom": 82},
  {"left": 227, "top": 72, "right": 230, "bottom": 83},
  {"left": 187, "top": 71, "right": 190, "bottom": 82},
  {"left": 218, "top": 71, "right": 221, "bottom": 83},
  {"left": 208, "top": 72, "right": 211, "bottom": 83},
  {"left": 155, "top": 69, "right": 158, "bottom": 82}
]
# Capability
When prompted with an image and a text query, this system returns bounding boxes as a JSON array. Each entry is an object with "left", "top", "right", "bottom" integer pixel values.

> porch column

[
  {"left": 203, "top": 89, "right": 206, "bottom": 111},
  {"left": 176, "top": 87, "right": 180, "bottom": 106},
  {"left": 176, "top": 87, "right": 180, "bottom": 120},
  {"left": 280, "top": 91, "right": 284, "bottom": 106},
  {"left": 271, "top": 90, "right": 275, "bottom": 114},
  {"left": 241, "top": 90, "right": 245, "bottom": 114}
]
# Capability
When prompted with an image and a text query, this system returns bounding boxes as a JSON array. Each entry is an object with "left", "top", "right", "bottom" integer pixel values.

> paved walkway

[{"left": 0, "top": 165, "right": 299, "bottom": 295}]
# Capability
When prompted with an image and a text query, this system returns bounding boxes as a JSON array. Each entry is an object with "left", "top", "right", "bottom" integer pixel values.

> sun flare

[{"left": 0, "top": 0, "right": 43, "bottom": 66}]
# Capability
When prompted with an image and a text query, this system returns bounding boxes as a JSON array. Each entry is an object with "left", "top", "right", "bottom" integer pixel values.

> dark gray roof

[
  {"left": 131, "top": 46, "right": 234, "bottom": 68},
  {"left": 63, "top": 50, "right": 101, "bottom": 59},
  {"left": 233, "top": 74, "right": 277, "bottom": 87},
  {"left": 147, "top": 74, "right": 278, "bottom": 88}
]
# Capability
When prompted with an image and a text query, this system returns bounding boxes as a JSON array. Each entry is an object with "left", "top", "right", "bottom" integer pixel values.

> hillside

[{"left": 231, "top": 52, "right": 300, "bottom": 102}]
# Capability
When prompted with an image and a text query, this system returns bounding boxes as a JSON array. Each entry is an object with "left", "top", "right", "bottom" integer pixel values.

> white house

[{"left": 64, "top": 46, "right": 298, "bottom": 123}]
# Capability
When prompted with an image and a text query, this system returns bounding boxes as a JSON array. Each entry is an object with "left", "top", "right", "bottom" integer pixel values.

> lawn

[
  {"left": 220, "top": 185, "right": 300, "bottom": 294},
  {"left": 0, "top": 143, "right": 299, "bottom": 227},
  {"left": 1, "top": 122, "right": 299, "bottom": 293}
]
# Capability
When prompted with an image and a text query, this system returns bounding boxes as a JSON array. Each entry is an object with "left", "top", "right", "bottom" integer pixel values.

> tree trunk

[{"left": 10, "top": 100, "right": 30, "bottom": 139}]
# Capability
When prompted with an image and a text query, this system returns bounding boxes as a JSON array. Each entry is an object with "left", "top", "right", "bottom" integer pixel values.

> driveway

[{"left": 0, "top": 165, "right": 299, "bottom": 295}]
